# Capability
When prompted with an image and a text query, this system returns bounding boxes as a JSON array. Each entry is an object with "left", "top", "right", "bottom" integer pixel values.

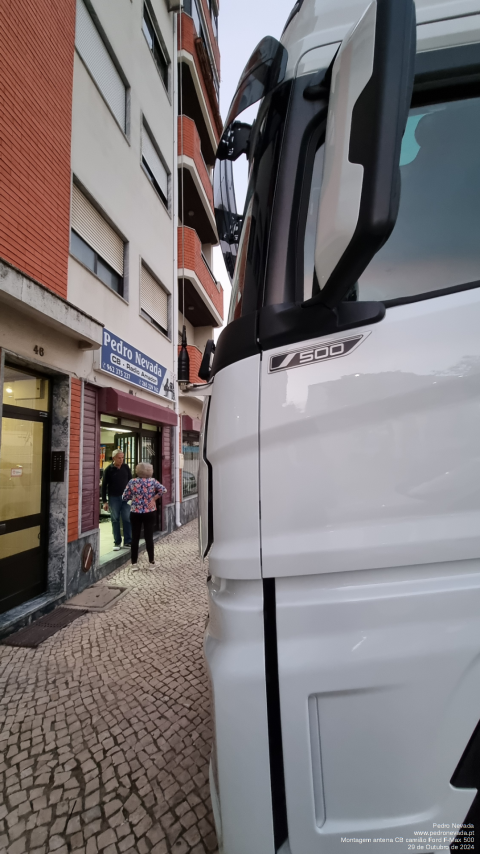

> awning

[
  {"left": 98, "top": 387, "right": 178, "bottom": 426},
  {"left": 182, "top": 414, "right": 201, "bottom": 432}
]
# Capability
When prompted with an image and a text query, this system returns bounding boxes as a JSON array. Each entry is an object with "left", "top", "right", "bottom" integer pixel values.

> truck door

[{"left": 259, "top": 41, "right": 480, "bottom": 854}]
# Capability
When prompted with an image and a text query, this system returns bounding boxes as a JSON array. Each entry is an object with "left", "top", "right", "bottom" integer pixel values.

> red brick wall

[
  {"left": 178, "top": 13, "right": 222, "bottom": 140},
  {"left": 178, "top": 116, "right": 214, "bottom": 209},
  {"left": 162, "top": 426, "right": 173, "bottom": 524},
  {"left": 178, "top": 227, "right": 223, "bottom": 319},
  {"left": 0, "top": 0, "right": 75, "bottom": 299},
  {"left": 178, "top": 344, "right": 206, "bottom": 384},
  {"left": 81, "top": 384, "right": 99, "bottom": 533},
  {"left": 68, "top": 378, "right": 82, "bottom": 543}
]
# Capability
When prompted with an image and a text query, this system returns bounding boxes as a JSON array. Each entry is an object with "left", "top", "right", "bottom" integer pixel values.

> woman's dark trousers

[{"left": 130, "top": 511, "right": 156, "bottom": 563}]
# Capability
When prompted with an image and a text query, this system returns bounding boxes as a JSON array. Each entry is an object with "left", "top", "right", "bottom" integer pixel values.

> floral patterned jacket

[{"left": 122, "top": 478, "right": 167, "bottom": 513}]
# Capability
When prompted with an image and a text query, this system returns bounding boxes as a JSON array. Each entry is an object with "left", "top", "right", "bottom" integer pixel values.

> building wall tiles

[
  {"left": 0, "top": 0, "right": 75, "bottom": 299},
  {"left": 81, "top": 383, "right": 99, "bottom": 534},
  {"left": 178, "top": 115, "right": 214, "bottom": 208},
  {"left": 178, "top": 226, "right": 223, "bottom": 318},
  {"left": 162, "top": 425, "right": 173, "bottom": 512},
  {"left": 178, "top": 13, "right": 222, "bottom": 140},
  {"left": 178, "top": 344, "right": 206, "bottom": 384}
]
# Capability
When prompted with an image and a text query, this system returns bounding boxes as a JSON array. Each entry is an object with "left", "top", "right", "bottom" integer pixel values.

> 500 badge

[{"left": 268, "top": 333, "right": 369, "bottom": 373}]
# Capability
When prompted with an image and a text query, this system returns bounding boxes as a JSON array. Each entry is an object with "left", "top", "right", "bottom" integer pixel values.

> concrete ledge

[
  {"left": 0, "top": 258, "right": 103, "bottom": 349},
  {"left": 178, "top": 267, "right": 223, "bottom": 327},
  {"left": 178, "top": 154, "right": 218, "bottom": 240}
]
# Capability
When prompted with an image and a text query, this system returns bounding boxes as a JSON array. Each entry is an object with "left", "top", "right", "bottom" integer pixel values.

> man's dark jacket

[{"left": 102, "top": 463, "right": 132, "bottom": 502}]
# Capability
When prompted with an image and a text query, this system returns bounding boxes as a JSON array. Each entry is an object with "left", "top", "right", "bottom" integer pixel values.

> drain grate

[
  {"left": 66, "top": 586, "right": 127, "bottom": 611},
  {"left": 1, "top": 607, "right": 87, "bottom": 648}
]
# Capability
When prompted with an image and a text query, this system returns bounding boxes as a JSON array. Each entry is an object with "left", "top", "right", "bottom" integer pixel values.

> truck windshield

[{"left": 303, "top": 95, "right": 480, "bottom": 303}]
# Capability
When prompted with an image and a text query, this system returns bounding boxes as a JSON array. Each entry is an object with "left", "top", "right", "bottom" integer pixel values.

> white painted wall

[{"left": 68, "top": 0, "right": 176, "bottom": 399}]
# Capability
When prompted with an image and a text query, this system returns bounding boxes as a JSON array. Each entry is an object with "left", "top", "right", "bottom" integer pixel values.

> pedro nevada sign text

[{"left": 99, "top": 329, "right": 175, "bottom": 401}]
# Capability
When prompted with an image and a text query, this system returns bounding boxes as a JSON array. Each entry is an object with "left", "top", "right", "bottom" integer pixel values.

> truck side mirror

[
  {"left": 198, "top": 339, "right": 216, "bottom": 382},
  {"left": 310, "top": 0, "right": 416, "bottom": 309},
  {"left": 217, "top": 122, "right": 252, "bottom": 162}
]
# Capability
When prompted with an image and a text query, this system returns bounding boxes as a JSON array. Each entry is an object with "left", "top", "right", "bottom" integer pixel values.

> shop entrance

[
  {"left": 99, "top": 416, "right": 162, "bottom": 558},
  {"left": 0, "top": 365, "right": 51, "bottom": 614}
]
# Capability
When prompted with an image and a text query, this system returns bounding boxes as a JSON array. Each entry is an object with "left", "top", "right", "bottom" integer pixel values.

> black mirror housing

[
  {"left": 217, "top": 122, "right": 252, "bottom": 162},
  {"left": 311, "top": 0, "right": 416, "bottom": 309},
  {"left": 199, "top": 340, "right": 216, "bottom": 382}
]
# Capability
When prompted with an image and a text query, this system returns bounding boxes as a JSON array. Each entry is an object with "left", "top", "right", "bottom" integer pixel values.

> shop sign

[{"left": 99, "top": 330, "right": 175, "bottom": 401}]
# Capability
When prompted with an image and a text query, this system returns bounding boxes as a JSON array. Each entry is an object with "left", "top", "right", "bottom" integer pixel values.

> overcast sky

[{"left": 212, "top": 0, "right": 295, "bottom": 333}]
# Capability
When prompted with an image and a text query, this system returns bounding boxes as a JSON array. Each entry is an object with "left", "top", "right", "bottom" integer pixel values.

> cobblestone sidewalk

[{"left": 0, "top": 521, "right": 218, "bottom": 854}]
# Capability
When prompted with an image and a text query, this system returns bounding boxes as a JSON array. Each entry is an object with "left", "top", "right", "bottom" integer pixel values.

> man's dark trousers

[{"left": 109, "top": 496, "right": 132, "bottom": 546}]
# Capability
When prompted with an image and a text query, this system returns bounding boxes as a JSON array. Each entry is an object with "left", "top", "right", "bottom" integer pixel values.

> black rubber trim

[
  {"left": 259, "top": 300, "right": 385, "bottom": 352},
  {"left": 450, "top": 719, "right": 480, "bottom": 850},
  {"left": 203, "top": 398, "right": 214, "bottom": 557},
  {"left": 281, "top": 0, "right": 306, "bottom": 36},
  {"left": 415, "top": 42, "right": 480, "bottom": 81},
  {"left": 383, "top": 279, "right": 480, "bottom": 309},
  {"left": 210, "top": 312, "right": 260, "bottom": 378},
  {"left": 263, "top": 578, "right": 288, "bottom": 852}
]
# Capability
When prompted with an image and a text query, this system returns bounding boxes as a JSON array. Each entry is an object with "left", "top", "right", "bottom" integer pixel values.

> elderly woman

[{"left": 122, "top": 463, "right": 167, "bottom": 570}]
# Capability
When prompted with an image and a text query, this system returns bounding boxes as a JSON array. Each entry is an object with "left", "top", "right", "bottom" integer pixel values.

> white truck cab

[{"left": 198, "top": 1, "right": 480, "bottom": 851}]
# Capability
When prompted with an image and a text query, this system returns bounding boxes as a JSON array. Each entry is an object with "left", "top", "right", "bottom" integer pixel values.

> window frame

[
  {"left": 141, "top": 118, "right": 170, "bottom": 211},
  {"left": 139, "top": 261, "right": 171, "bottom": 340},
  {"left": 70, "top": 230, "right": 125, "bottom": 298},
  {"left": 142, "top": 1, "right": 170, "bottom": 94},
  {"left": 182, "top": 429, "right": 200, "bottom": 499}
]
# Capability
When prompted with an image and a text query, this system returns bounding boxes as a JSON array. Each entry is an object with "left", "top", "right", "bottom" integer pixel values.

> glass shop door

[{"left": 0, "top": 367, "right": 51, "bottom": 614}]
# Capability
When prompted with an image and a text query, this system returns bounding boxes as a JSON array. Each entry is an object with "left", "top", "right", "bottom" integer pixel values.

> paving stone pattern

[{"left": 0, "top": 522, "right": 218, "bottom": 854}]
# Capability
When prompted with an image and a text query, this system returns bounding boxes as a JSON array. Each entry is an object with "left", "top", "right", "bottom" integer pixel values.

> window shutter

[
  {"left": 71, "top": 184, "right": 124, "bottom": 274},
  {"left": 75, "top": 0, "right": 126, "bottom": 130},
  {"left": 141, "top": 265, "right": 169, "bottom": 333},
  {"left": 142, "top": 127, "right": 168, "bottom": 200}
]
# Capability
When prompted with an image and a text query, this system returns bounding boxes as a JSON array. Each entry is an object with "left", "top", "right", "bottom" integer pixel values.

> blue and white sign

[{"left": 100, "top": 329, "right": 175, "bottom": 401}]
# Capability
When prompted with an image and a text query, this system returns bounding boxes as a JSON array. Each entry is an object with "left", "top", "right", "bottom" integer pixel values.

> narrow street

[{"left": 0, "top": 522, "right": 218, "bottom": 854}]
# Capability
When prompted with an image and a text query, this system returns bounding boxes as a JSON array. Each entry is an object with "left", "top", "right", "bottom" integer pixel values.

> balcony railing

[
  {"left": 178, "top": 116, "right": 213, "bottom": 210},
  {"left": 178, "top": 226, "right": 223, "bottom": 320}
]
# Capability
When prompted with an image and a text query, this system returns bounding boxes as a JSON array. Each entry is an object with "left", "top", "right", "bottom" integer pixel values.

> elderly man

[{"left": 102, "top": 449, "right": 132, "bottom": 550}]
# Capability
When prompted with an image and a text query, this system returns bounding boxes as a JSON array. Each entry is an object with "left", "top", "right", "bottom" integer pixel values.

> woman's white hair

[{"left": 136, "top": 462, "right": 153, "bottom": 478}]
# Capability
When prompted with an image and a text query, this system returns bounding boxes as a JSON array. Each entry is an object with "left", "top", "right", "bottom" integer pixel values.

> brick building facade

[{"left": 0, "top": 0, "right": 222, "bottom": 636}]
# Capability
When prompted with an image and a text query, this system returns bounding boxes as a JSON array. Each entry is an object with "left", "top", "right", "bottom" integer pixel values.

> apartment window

[
  {"left": 184, "top": 0, "right": 219, "bottom": 98},
  {"left": 75, "top": 0, "right": 127, "bottom": 132},
  {"left": 208, "top": 0, "right": 218, "bottom": 40},
  {"left": 71, "top": 184, "right": 124, "bottom": 296},
  {"left": 142, "top": 122, "right": 169, "bottom": 207},
  {"left": 192, "top": 0, "right": 202, "bottom": 40},
  {"left": 142, "top": 3, "right": 169, "bottom": 89},
  {"left": 140, "top": 264, "right": 169, "bottom": 336}
]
